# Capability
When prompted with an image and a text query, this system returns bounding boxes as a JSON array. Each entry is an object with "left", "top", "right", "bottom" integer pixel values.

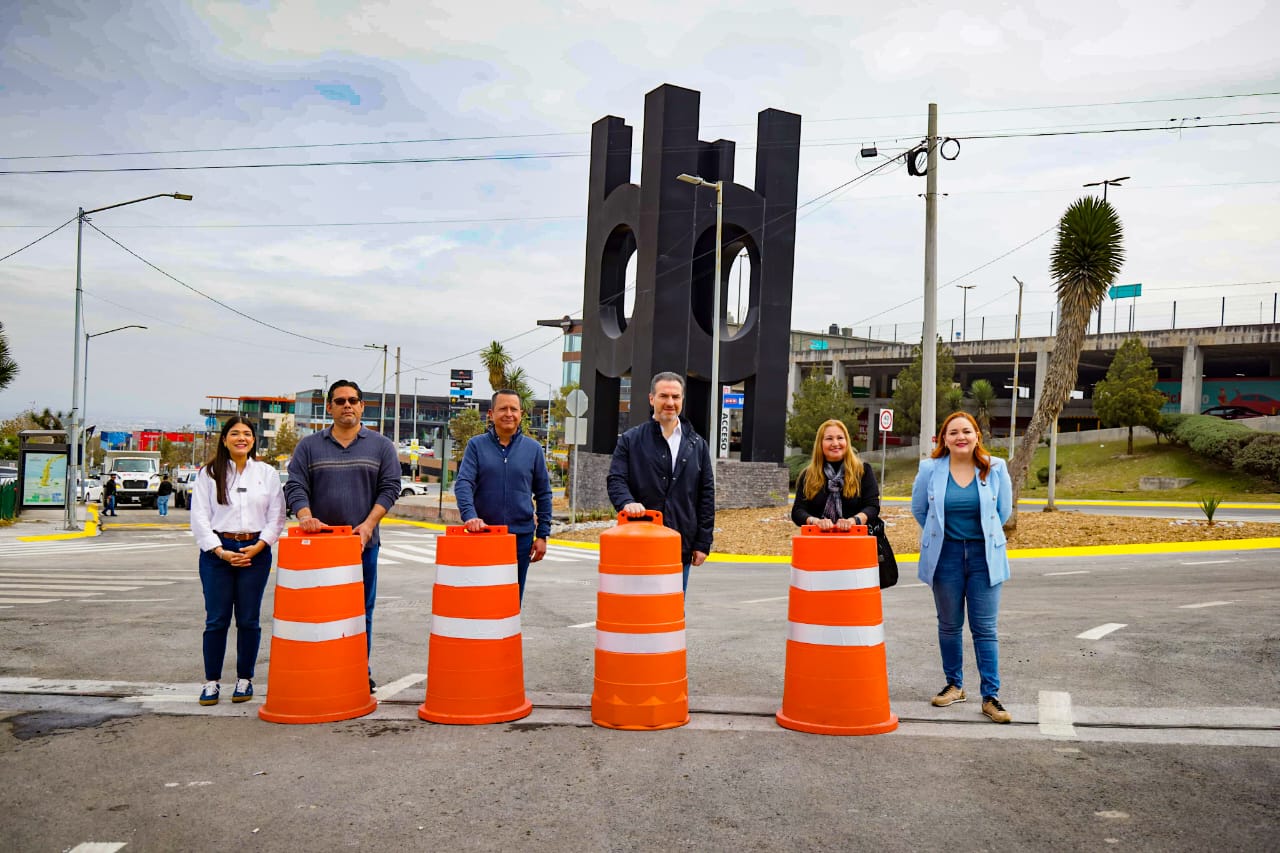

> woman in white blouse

[{"left": 190, "top": 416, "right": 286, "bottom": 706}]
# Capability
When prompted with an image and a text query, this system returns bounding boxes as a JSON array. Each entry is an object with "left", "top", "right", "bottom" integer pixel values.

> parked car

[
  {"left": 1201, "top": 405, "right": 1261, "bottom": 420},
  {"left": 1225, "top": 392, "right": 1280, "bottom": 416},
  {"left": 78, "top": 477, "right": 103, "bottom": 503},
  {"left": 399, "top": 477, "right": 430, "bottom": 497}
]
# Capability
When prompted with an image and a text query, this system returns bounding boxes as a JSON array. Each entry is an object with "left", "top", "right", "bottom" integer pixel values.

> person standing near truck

[
  {"left": 102, "top": 474, "right": 118, "bottom": 516},
  {"left": 157, "top": 474, "right": 174, "bottom": 517}
]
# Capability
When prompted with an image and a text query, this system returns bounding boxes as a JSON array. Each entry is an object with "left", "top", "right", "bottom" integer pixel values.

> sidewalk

[{"left": 0, "top": 505, "right": 100, "bottom": 542}]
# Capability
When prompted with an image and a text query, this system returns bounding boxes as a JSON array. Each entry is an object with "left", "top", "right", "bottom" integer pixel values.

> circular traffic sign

[{"left": 879, "top": 409, "right": 894, "bottom": 431}]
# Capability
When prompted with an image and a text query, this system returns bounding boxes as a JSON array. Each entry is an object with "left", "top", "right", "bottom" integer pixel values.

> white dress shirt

[
  {"left": 190, "top": 458, "right": 287, "bottom": 553},
  {"left": 664, "top": 420, "right": 682, "bottom": 472}
]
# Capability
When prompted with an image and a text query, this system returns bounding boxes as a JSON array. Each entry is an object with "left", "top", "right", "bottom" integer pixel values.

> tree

[
  {"left": 0, "top": 321, "right": 17, "bottom": 392},
  {"left": 273, "top": 417, "right": 300, "bottom": 459},
  {"left": 785, "top": 376, "right": 860, "bottom": 450},
  {"left": 1093, "top": 337, "right": 1165, "bottom": 455},
  {"left": 1007, "top": 196, "right": 1125, "bottom": 528},
  {"left": 502, "top": 366, "right": 537, "bottom": 433},
  {"left": 891, "top": 338, "right": 957, "bottom": 441},
  {"left": 30, "top": 408, "right": 67, "bottom": 430},
  {"left": 480, "top": 341, "right": 511, "bottom": 394},
  {"left": 548, "top": 382, "right": 579, "bottom": 447},
  {"left": 968, "top": 379, "right": 997, "bottom": 439},
  {"left": 449, "top": 408, "right": 486, "bottom": 456}
]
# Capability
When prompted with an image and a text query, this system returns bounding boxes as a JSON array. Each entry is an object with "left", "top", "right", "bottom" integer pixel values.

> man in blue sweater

[
  {"left": 285, "top": 380, "right": 401, "bottom": 693},
  {"left": 454, "top": 389, "right": 553, "bottom": 601}
]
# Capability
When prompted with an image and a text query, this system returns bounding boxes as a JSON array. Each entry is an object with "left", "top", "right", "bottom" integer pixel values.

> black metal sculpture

[{"left": 579, "top": 83, "right": 800, "bottom": 463}]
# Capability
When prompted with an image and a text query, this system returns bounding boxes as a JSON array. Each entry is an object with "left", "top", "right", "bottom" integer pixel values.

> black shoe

[{"left": 369, "top": 676, "right": 376, "bottom": 694}]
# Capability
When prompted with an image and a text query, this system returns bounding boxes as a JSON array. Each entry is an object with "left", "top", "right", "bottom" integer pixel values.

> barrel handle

[
  {"left": 287, "top": 524, "right": 354, "bottom": 537},
  {"left": 799, "top": 524, "right": 868, "bottom": 536},
  {"left": 618, "top": 509, "right": 663, "bottom": 526}
]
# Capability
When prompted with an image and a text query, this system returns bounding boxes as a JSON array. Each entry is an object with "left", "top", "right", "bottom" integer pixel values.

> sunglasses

[{"left": 331, "top": 397, "right": 362, "bottom": 406}]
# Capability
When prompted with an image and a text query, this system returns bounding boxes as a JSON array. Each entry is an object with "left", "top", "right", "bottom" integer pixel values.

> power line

[
  {"left": 957, "top": 118, "right": 1280, "bottom": 141},
  {"left": 85, "top": 221, "right": 369, "bottom": 351},
  {"left": 0, "top": 216, "right": 75, "bottom": 262}
]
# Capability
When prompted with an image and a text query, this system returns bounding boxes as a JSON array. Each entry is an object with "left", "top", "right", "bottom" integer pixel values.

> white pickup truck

[{"left": 102, "top": 450, "right": 163, "bottom": 508}]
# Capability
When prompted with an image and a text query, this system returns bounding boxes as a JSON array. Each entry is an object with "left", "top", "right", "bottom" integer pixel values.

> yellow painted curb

[
  {"left": 17, "top": 503, "right": 102, "bottom": 542},
  {"left": 881, "top": 495, "right": 1280, "bottom": 510}
]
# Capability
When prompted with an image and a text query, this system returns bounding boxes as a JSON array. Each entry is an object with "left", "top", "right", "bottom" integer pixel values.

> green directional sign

[
  {"left": 809, "top": 339, "right": 829, "bottom": 351},
  {"left": 1109, "top": 283, "right": 1142, "bottom": 299}
]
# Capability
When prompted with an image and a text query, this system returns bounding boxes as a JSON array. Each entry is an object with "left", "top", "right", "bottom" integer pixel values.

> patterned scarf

[{"left": 822, "top": 461, "right": 844, "bottom": 522}]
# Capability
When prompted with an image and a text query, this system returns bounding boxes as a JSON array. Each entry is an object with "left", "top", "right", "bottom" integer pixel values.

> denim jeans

[
  {"left": 362, "top": 545, "right": 378, "bottom": 663},
  {"left": 199, "top": 535, "right": 272, "bottom": 681},
  {"left": 105, "top": 495, "right": 116, "bottom": 515},
  {"left": 513, "top": 532, "right": 533, "bottom": 602},
  {"left": 157, "top": 495, "right": 170, "bottom": 516},
  {"left": 682, "top": 561, "right": 691, "bottom": 593},
  {"left": 931, "top": 538, "right": 1003, "bottom": 699}
]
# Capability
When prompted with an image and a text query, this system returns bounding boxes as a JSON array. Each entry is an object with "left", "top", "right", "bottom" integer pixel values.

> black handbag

[{"left": 865, "top": 518, "right": 899, "bottom": 589}]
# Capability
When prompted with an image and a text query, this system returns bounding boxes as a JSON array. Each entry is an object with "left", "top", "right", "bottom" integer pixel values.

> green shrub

[
  {"left": 1233, "top": 433, "right": 1280, "bottom": 483},
  {"left": 1153, "top": 413, "right": 1187, "bottom": 443},
  {"left": 987, "top": 445, "right": 1009, "bottom": 460},
  {"left": 1171, "top": 415, "right": 1256, "bottom": 464},
  {"left": 1036, "top": 463, "right": 1062, "bottom": 485},
  {"left": 785, "top": 454, "right": 809, "bottom": 487}
]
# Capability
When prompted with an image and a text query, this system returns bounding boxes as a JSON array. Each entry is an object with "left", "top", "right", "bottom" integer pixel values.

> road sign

[
  {"left": 566, "top": 389, "right": 589, "bottom": 417},
  {"left": 718, "top": 408, "right": 730, "bottom": 458},
  {"left": 449, "top": 369, "right": 473, "bottom": 380},
  {"left": 204, "top": 415, "right": 217, "bottom": 430},
  {"left": 563, "top": 416, "right": 587, "bottom": 446},
  {"left": 879, "top": 408, "right": 894, "bottom": 432},
  {"left": 1109, "top": 283, "right": 1142, "bottom": 299},
  {"left": 449, "top": 387, "right": 472, "bottom": 398},
  {"left": 722, "top": 391, "right": 744, "bottom": 409},
  {"left": 809, "top": 339, "right": 829, "bottom": 351}
]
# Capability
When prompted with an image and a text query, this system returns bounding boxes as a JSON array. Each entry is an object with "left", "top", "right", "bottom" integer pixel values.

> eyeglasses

[{"left": 331, "top": 397, "right": 362, "bottom": 406}]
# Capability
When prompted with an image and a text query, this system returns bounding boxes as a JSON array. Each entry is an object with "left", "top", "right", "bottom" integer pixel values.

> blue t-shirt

[{"left": 944, "top": 474, "right": 984, "bottom": 541}]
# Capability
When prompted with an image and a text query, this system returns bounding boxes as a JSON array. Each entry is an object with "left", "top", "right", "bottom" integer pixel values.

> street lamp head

[
  {"left": 676, "top": 173, "right": 704, "bottom": 186},
  {"left": 171, "top": 193, "right": 193, "bottom": 201}
]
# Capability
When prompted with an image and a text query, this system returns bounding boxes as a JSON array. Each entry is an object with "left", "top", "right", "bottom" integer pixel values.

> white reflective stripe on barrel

[
  {"left": 789, "top": 566, "right": 879, "bottom": 592},
  {"left": 599, "top": 572, "right": 683, "bottom": 596},
  {"left": 430, "top": 613, "right": 522, "bottom": 640},
  {"left": 273, "top": 614, "right": 366, "bottom": 642},
  {"left": 787, "top": 622, "right": 885, "bottom": 647},
  {"left": 435, "top": 563, "right": 518, "bottom": 588},
  {"left": 277, "top": 563, "right": 363, "bottom": 590},
  {"left": 596, "top": 629, "right": 686, "bottom": 654}
]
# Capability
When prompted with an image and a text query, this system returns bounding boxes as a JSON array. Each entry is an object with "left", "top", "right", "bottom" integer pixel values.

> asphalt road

[{"left": 0, "top": 519, "right": 1277, "bottom": 851}]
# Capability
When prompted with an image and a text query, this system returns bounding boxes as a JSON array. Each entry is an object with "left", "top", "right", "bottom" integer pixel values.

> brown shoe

[
  {"left": 982, "top": 696, "right": 1011, "bottom": 723},
  {"left": 931, "top": 684, "right": 966, "bottom": 707}
]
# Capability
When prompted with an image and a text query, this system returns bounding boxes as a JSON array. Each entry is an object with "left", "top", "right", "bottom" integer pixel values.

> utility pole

[
  {"left": 393, "top": 346, "right": 401, "bottom": 445},
  {"left": 957, "top": 284, "right": 976, "bottom": 341},
  {"left": 919, "top": 103, "right": 940, "bottom": 457},
  {"left": 1009, "top": 276, "right": 1025, "bottom": 458},
  {"left": 364, "top": 344, "right": 388, "bottom": 435}
]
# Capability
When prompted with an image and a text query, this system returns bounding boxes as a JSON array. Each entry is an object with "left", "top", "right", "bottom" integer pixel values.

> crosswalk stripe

[
  {"left": 0, "top": 574, "right": 183, "bottom": 584},
  {"left": 377, "top": 547, "right": 438, "bottom": 565},
  {"left": 0, "top": 588, "right": 107, "bottom": 597},
  {"left": 0, "top": 598, "right": 56, "bottom": 604}
]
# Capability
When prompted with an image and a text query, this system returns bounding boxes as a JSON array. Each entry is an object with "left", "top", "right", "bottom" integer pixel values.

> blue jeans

[
  {"left": 931, "top": 538, "right": 1003, "bottom": 699},
  {"left": 157, "top": 495, "right": 170, "bottom": 516},
  {"left": 362, "top": 545, "right": 378, "bottom": 663},
  {"left": 199, "top": 535, "right": 272, "bottom": 681},
  {"left": 514, "top": 532, "right": 533, "bottom": 602},
  {"left": 105, "top": 495, "right": 116, "bottom": 515},
  {"left": 682, "top": 561, "right": 691, "bottom": 593}
]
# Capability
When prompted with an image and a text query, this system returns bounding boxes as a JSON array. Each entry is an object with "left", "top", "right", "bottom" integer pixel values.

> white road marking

[
  {"left": 1077, "top": 623, "right": 1127, "bottom": 640},
  {"left": 0, "top": 573, "right": 187, "bottom": 583},
  {"left": 0, "top": 598, "right": 55, "bottom": 604},
  {"left": 373, "top": 672, "right": 426, "bottom": 700},
  {"left": 1181, "top": 560, "right": 1232, "bottom": 566},
  {"left": 1045, "top": 570, "right": 1090, "bottom": 576},
  {"left": 377, "top": 547, "right": 437, "bottom": 565},
  {"left": 70, "top": 844, "right": 127, "bottom": 853},
  {"left": 1178, "top": 601, "right": 1235, "bottom": 609},
  {"left": 0, "top": 587, "right": 111, "bottom": 597},
  {"left": 568, "top": 621, "right": 595, "bottom": 629},
  {"left": 741, "top": 596, "right": 788, "bottom": 604},
  {"left": 902, "top": 582, "right": 927, "bottom": 588},
  {"left": 380, "top": 543, "right": 438, "bottom": 558},
  {"left": 0, "top": 583, "right": 137, "bottom": 592},
  {"left": 79, "top": 599, "right": 175, "bottom": 603},
  {"left": 1038, "top": 690, "right": 1077, "bottom": 738}
]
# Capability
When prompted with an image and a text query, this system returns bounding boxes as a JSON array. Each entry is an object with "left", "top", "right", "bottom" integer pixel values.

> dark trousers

[
  {"left": 362, "top": 545, "right": 378, "bottom": 663},
  {"left": 515, "top": 532, "right": 533, "bottom": 602},
  {"left": 199, "top": 535, "right": 271, "bottom": 681}
]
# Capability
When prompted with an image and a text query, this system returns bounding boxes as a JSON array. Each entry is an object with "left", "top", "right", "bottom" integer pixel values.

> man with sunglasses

[{"left": 285, "top": 380, "right": 401, "bottom": 693}]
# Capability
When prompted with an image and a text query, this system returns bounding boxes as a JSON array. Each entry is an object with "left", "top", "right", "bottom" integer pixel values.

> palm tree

[
  {"left": 1006, "top": 196, "right": 1125, "bottom": 529},
  {"left": 968, "top": 379, "right": 996, "bottom": 439},
  {"left": 503, "top": 366, "right": 536, "bottom": 428},
  {"left": 480, "top": 340, "right": 511, "bottom": 393},
  {"left": 0, "top": 322, "right": 17, "bottom": 392}
]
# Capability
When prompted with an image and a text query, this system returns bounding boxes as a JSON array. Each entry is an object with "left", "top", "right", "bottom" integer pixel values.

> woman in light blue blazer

[{"left": 911, "top": 411, "right": 1014, "bottom": 723}]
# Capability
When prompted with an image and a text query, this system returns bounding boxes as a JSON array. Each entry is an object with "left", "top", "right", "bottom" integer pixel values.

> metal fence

[
  {"left": 0, "top": 480, "right": 16, "bottom": 520},
  {"left": 840, "top": 291, "right": 1280, "bottom": 346}
]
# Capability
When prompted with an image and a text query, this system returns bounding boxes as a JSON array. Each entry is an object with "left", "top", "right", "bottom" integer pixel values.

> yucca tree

[
  {"left": 1006, "top": 196, "right": 1125, "bottom": 529},
  {"left": 480, "top": 340, "right": 511, "bottom": 394},
  {"left": 968, "top": 379, "right": 996, "bottom": 439}
]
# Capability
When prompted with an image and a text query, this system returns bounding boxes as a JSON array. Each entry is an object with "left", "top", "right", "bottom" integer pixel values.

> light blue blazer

[{"left": 910, "top": 455, "right": 1013, "bottom": 587}]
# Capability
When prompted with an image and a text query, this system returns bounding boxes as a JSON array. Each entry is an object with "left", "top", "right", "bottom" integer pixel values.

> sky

[{"left": 2, "top": 0, "right": 1279, "bottom": 429}]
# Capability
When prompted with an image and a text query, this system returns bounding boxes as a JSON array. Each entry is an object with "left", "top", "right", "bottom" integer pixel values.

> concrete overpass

[{"left": 786, "top": 323, "right": 1280, "bottom": 439}]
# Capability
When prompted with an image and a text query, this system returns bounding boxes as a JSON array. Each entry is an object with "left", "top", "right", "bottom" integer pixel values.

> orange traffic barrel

[
  {"left": 591, "top": 511, "right": 688, "bottom": 731},
  {"left": 259, "top": 526, "right": 377, "bottom": 725},
  {"left": 419, "top": 525, "right": 532, "bottom": 725},
  {"left": 775, "top": 525, "right": 898, "bottom": 736}
]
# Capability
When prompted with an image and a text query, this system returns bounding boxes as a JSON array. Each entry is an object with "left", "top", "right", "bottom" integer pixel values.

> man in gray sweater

[{"left": 285, "top": 380, "right": 401, "bottom": 692}]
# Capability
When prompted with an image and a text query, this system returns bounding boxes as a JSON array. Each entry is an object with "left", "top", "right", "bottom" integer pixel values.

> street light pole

[
  {"left": 65, "top": 192, "right": 191, "bottom": 530},
  {"left": 82, "top": 325, "right": 147, "bottom": 492},
  {"left": 676, "top": 173, "right": 726, "bottom": 475},
  {"left": 957, "top": 284, "right": 976, "bottom": 341},
  {"left": 1009, "top": 276, "right": 1026, "bottom": 458},
  {"left": 1083, "top": 176, "right": 1129, "bottom": 201},
  {"left": 413, "top": 377, "right": 427, "bottom": 444},
  {"left": 364, "top": 344, "right": 388, "bottom": 435}
]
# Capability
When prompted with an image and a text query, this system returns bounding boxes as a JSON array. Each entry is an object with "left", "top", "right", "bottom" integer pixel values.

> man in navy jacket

[
  {"left": 607, "top": 372, "right": 716, "bottom": 592},
  {"left": 454, "top": 389, "right": 553, "bottom": 601}
]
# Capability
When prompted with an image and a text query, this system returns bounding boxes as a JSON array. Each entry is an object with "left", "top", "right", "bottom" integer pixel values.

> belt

[{"left": 216, "top": 531, "right": 261, "bottom": 541}]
